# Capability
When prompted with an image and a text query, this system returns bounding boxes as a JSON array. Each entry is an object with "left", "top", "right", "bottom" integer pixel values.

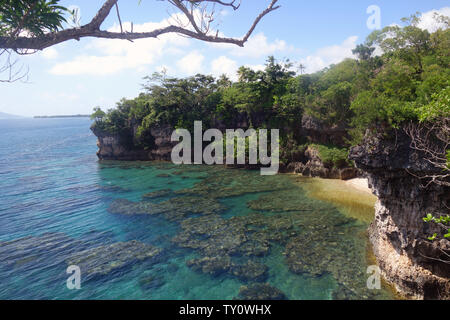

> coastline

[
  {"left": 295, "top": 175, "right": 378, "bottom": 224},
  {"left": 345, "top": 178, "right": 373, "bottom": 195}
]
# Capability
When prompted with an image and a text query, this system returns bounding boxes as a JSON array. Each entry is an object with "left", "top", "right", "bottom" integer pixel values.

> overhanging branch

[{"left": 0, "top": 0, "right": 280, "bottom": 51}]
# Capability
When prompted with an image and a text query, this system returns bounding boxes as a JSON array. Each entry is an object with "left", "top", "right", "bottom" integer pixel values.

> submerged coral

[
  {"left": 108, "top": 196, "right": 225, "bottom": 221},
  {"left": 67, "top": 240, "right": 162, "bottom": 279},
  {"left": 236, "top": 283, "right": 287, "bottom": 300},
  {"left": 101, "top": 164, "right": 395, "bottom": 299},
  {"left": 142, "top": 189, "right": 172, "bottom": 199},
  {"left": 139, "top": 274, "right": 165, "bottom": 291}
]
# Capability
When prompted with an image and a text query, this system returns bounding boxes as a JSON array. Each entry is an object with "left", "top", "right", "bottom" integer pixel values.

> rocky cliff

[
  {"left": 350, "top": 127, "right": 450, "bottom": 299},
  {"left": 91, "top": 114, "right": 358, "bottom": 179},
  {"left": 285, "top": 146, "right": 358, "bottom": 179},
  {"left": 92, "top": 125, "right": 175, "bottom": 161}
]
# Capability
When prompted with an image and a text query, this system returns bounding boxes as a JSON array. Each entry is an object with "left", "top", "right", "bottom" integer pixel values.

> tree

[
  {"left": 352, "top": 43, "right": 375, "bottom": 61},
  {"left": 91, "top": 107, "right": 106, "bottom": 121},
  {"left": 297, "top": 63, "right": 306, "bottom": 75},
  {"left": 0, "top": 0, "right": 280, "bottom": 82}
]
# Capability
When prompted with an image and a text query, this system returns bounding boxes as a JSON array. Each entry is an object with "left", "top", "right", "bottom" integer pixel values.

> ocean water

[{"left": 0, "top": 118, "right": 396, "bottom": 300}]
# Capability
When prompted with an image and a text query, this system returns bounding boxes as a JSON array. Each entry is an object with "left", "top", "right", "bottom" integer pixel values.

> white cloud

[
  {"left": 50, "top": 54, "right": 149, "bottom": 76},
  {"left": 232, "top": 33, "right": 290, "bottom": 58},
  {"left": 49, "top": 15, "right": 191, "bottom": 76},
  {"left": 40, "top": 47, "right": 59, "bottom": 59},
  {"left": 177, "top": 51, "right": 205, "bottom": 75},
  {"left": 211, "top": 32, "right": 292, "bottom": 59},
  {"left": 300, "top": 36, "right": 358, "bottom": 73},
  {"left": 245, "top": 64, "right": 266, "bottom": 72},
  {"left": 417, "top": 7, "right": 450, "bottom": 32},
  {"left": 40, "top": 91, "right": 79, "bottom": 102},
  {"left": 211, "top": 56, "right": 238, "bottom": 80}
]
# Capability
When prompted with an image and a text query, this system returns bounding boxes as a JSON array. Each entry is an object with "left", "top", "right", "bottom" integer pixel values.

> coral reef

[
  {"left": 236, "top": 283, "right": 287, "bottom": 300},
  {"left": 67, "top": 241, "right": 162, "bottom": 279}
]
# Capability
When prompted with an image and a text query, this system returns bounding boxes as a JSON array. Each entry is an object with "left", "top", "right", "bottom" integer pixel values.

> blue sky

[{"left": 1, "top": 0, "right": 449, "bottom": 117}]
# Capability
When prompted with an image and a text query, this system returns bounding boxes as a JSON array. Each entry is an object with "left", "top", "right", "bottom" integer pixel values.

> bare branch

[
  {"left": 242, "top": 0, "right": 280, "bottom": 42},
  {"left": 115, "top": 3, "right": 124, "bottom": 34},
  {"left": 88, "top": 0, "right": 119, "bottom": 30},
  {"left": 0, "top": 50, "right": 29, "bottom": 83},
  {"left": 418, "top": 251, "right": 450, "bottom": 265},
  {"left": 189, "top": 0, "right": 241, "bottom": 10},
  {"left": 404, "top": 120, "right": 450, "bottom": 187}
]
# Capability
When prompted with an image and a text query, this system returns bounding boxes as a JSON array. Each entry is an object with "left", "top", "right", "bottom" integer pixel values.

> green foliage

[
  {"left": 428, "top": 233, "right": 438, "bottom": 241},
  {"left": 423, "top": 213, "right": 450, "bottom": 241},
  {"left": 447, "top": 151, "right": 450, "bottom": 169},
  {"left": 92, "top": 12, "right": 448, "bottom": 159},
  {"left": 352, "top": 44, "right": 375, "bottom": 61},
  {"left": 417, "top": 85, "right": 450, "bottom": 121},
  {"left": 0, "top": 0, "right": 68, "bottom": 37},
  {"left": 423, "top": 213, "right": 435, "bottom": 222},
  {"left": 309, "top": 144, "right": 350, "bottom": 169},
  {"left": 90, "top": 107, "right": 106, "bottom": 121},
  {"left": 93, "top": 56, "right": 300, "bottom": 145},
  {"left": 349, "top": 14, "right": 450, "bottom": 142}
]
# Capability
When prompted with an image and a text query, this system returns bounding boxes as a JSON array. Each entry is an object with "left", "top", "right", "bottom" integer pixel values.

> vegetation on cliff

[{"left": 92, "top": 13, "right": 449, "bottom": 167}]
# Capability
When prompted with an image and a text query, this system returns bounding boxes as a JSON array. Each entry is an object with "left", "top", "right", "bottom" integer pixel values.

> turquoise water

[{"left": 0, "top": 118, "right": 394, "bottom": 300}]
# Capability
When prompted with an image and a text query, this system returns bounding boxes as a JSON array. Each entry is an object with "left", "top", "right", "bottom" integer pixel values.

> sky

[{"left": 0, "top": 0, "right": 449, "bottom": 117}]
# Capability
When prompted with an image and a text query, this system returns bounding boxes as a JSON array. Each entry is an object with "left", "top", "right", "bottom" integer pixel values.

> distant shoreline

[{"left": 34, "top": 115, "right": 91, "bottom": 119}]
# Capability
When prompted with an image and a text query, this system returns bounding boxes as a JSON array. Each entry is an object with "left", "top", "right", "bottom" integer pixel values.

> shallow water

[{"left": 0, "top": 118, "right": 396, "bottom": 299}]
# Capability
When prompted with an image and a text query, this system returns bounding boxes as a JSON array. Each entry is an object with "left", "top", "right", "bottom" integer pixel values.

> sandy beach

[{"left": 345, "top": 178, "right": 373, "bottom": 195}]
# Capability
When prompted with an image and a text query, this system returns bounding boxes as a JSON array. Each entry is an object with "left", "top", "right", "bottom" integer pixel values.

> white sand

[{"left": 345, "top": 178, "right": 373, "bottom": 195}]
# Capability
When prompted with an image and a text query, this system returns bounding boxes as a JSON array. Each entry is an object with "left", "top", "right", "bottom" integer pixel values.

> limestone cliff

[
  {"left": 285, "top": 146, "right": 358, "bottom": 179},
  {"left": 91, "top": 114, "right": 358, "bottom": 179},
  {"left": 92, "top": 125, "right": 175, "bottom": 161},
  {"left": 349, "top": 127, "right": 450, "bottom": 299}
]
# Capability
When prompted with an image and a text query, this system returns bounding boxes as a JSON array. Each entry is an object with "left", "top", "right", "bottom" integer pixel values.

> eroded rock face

[
  {"left": 91, "top": 116, "right": 358, "bottom": 179},
  {"left": 92, "top": 124, "right": 175, "bottom": 161},
  {"left": 349, "top": 128, "right": 450, "bottom": 299},
  {"left": 301, "top": 114, "right": 348, "bottom": 146},
  {"left": 286, "top": 146, "right": 359, "bottom": 180}
]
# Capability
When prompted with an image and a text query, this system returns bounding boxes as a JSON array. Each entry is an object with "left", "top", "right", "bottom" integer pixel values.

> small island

[{"left": 34, "top": 114, "right": 91, "bottom": 119}]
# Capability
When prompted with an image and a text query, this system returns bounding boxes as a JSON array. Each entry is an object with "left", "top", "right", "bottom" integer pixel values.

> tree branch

[
  {"left": 88, "top": 0, "right": 118, "bottom": 30},
  {"left": 242, "top": 0, "right": 280, "bottom": 42},
  {"left": 404, "top": 120, "right": 450, "bottom": 187},
  {"left": 0, "top": 50, "right": 29, "bottom": 83},
  {"left": 0, "top": 0, "right": 281, "bottom": 51},
  {"left": 115, "top": 3, "right": 124, "bottom": 34}
]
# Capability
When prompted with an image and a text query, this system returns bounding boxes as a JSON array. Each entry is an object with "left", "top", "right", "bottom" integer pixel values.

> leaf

[{"left": 423, "top": 213, "right": 435, "bottom": 222}]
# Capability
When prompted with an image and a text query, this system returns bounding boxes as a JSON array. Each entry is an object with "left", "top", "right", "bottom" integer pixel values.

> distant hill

[
  {"left": 0, "top": 112, "right": 24, "bottom": 119},
  {"left": 34, "top": 114, "right": 91, "bottom": 119}
]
